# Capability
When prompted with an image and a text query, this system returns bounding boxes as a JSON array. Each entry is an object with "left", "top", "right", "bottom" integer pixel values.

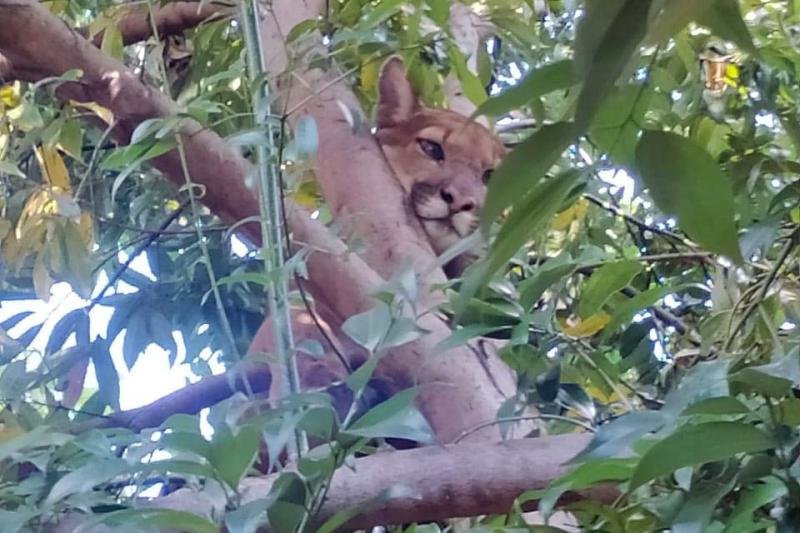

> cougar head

[{"left": 374, "top": 57, "right": 506, "bottom": 277}]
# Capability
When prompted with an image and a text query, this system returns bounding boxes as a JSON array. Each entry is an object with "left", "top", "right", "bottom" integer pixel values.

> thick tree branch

[
  {"left": 82, "top": 2, "right": 233, "bottom": 47},
  {"left": 46, "top": 434, "right": 611, "bottom": 532},
  {"left": 257, "top": 0, "right": 529, "bottom": 444},
  {"left": 73, "top": 362, "right": 271, "bottom": 433}
]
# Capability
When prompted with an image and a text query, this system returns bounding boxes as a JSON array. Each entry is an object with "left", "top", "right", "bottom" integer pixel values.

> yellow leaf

[
  {"left": 585, "top": 384, "right": 619, "bottom": 404},
  {"left": 552, "top": 198, "right": 589, "bottom": 231},
  {"left": 70, "top": 100, "right": 114, "bottom": 125},
  {"left": 361, "top": 60, "right": 380, "bottom": 93},
  {"left": 35, "top": 145, "right": 71, "bottom": 191},
  {"left": 725, "top": 63, "right": 740, "bottom": 84},
  {"left": 79, "top": 212, "right": 94, "bottom": 248},
  {"left": 2, "top": 230, "right": 22, "bottom": 270},
  {"left": 101, "top": 24, "right": 124, "bottom": 61},
  {"left": 33, "top": 251, "right": 53, "bottom": 301},
  {"left": 0, "top": 413, "right": 24, "bottom": 443},
  {"left": 0, "top": 218, "right": 10, "bottom": 240},
  {"left": 165, "top": 199, "right": 181, "bottom": 211},
  {"left": 0, "top": 82, "right": 20, "bottom": 108},
  {"left": 61, "top": 221, "right": 93, "bottom": 298},
  {"left": 562, "top": 313, "right": 611, "bottom": 338},
  {"left": 293, "top": 180, "right": 320, "bottom": 209},
  {"left": 88, "top": 14, "right": 110, "bottom": 39},
  {"left": 42, "top": 0, "right": 68, "bottom": 15}
]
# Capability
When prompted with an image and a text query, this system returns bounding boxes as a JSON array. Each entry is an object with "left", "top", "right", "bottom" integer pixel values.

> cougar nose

[{"left": 440, "top": 187, "right": 476, "bottom": 213}]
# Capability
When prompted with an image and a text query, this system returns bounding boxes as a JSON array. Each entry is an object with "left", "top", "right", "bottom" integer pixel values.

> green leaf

[
  {"left": 344, "top": 389, "right": 435, "bottom": 444},
  {"left": 724, "top": 479, "right": 787, "bottom": 533},
  {"left": 578, "top": 260, "right": 643, "bottom": 318},
  {"left": 89, "top": 339, "right": 120, "bottom": 411},
  {"left": 0, "top": 160, "right": 25, "bottom": 178},
  {"left": 0, "top": 426, "right": 70, "bottom": 461},
  {"left": 671, "top": 477, "right": 737, "bottom": 533},
  {"left": 539, "top": 458, "right": 636, "bottom": 518},
  {"left": 481, "top": 122, "right": 575, "bottom": 230},
  {"left": 361, "top": 0, "right": 403, "bottom": 28},
  {"left": 629, "top": 422, "right": 774, "bottom": 490},
  {"left": 285, "top": 19, "right": 318, "bottom": 43},
  {"left": 681, "top": 396, "right": 751, "bottom": 416},
  {"left": 139, "top": 459, "right": 218, "bottom": 480},
  {"left": 662, "top": 360, "right": 730, "bottom": 417},
  {"left": 226, "top": 129, "right": 270, "bottom": 148},
  {"left": 46, "top": 457, "right": 130, "bottom": 504},
  {"left": 160, "top": 431, "right": 212, "bottom": 458},
  {"left": 100, "top": 24, "right": 124, "bottom": 60},
  {"left": 342, "top": 303, "right": 392, "bottom": 352},
  {"left": 61, "top": 221, "right": 93, "bottom": 298},
  {"left": 459, "top": 170, "right": 582, "bottom": 315},
  {"left": 295, "top": 116, "right": 319, "bottom": 157},
  {"left": 731, "top": 351, "right": 800, "bottom": 397},
  {"left": 490, "top": 169, "right": 583, "bottom": 276},
  {"left": 434, "top": 324, "right": 504, "bottom": 353},
  {"left": 635, "top": 131, "right": 742, "bottom": 262},
  {"left": 447, "top": 45, "right": 487, "bottom": 106},
  {"left": 604, "top": 284, "right": 677, "bottom": 336},
  {"left": 519, "top": 261, "right": 576, "bottom": 310},
  {"left": 209, "top": 425, "right": 260, "bottom": 489},
  {"left": 316, "top": 485, "right": 420, "bottom": 533},
  {"left": 147, "top": 311, "right": 177, "bottom": 362},
  {"left": 573, "top": 0, "right": 628, "bottom": 75},
  {"left": 0, "top": 361, "right": 28, "bottom": 399},
  {"left": 381, "top": 317, "right": 427, "bottom": 349},
  {"left": 475, "top": 60, "right": 577, "bottom": 117},
  {"left": 589, "top": 85, "right": 651, "bottom": 168},
  {"left": 346, "top": 355, "right": 378, "bottom": 396},
  {"left": 8, "top": 101, "right": 43, "bottom": 130},
  {"left": 57, "top": 120, "right": 84, "bottom": 160},
  {"left": 44, "top": 309, "right": 84, "bottom": 356},
  {"left": 578, "top": 411, "right": 666, "bottom": 460},
  {"left": 123, "top": 310, "right": 148, "bottom": 370},
  {"left": 94, "top": 509, "right": 218, "bottom": 533},
  {"left": 574, "top": 0, "right": 653, "bottom": 128},
  {"left": 425, "top": 0, "right": 449, "bottom": 26},
  {"left": 697, "top": 0, "right": 759, "bottom": 57},
  {"left": 646, "top": 0, "right": 711, "bottom": 45}
]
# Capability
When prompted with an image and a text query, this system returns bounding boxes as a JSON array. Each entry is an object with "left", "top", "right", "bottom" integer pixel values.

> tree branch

[
  {"left": 257, "top": 0, "right": 528, "bottom": 442},
  {"left": 82, "top": 2, "right": 233, "bottom": 47},
  {"left": 46, "top": 434, "right": 609, "bottom": 533},
  {"left": 73, "top": 362, "right": 271, "bottom": 433}
]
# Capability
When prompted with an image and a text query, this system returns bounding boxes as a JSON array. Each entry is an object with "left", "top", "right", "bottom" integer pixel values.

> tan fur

[
  {"left": 250, "top": 57, "right": 506, "bottom": 424},
  {"left": 376, "top": 57, "right": 506, "bottom": 276}
]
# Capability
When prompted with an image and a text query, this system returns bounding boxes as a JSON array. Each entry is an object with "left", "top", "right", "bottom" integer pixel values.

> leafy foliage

[{"left": 1, "top": 0, "right": 800, "bottom": 531}]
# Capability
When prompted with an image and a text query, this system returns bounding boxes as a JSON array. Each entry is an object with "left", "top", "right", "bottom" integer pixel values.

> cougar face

[{"left": 374, "top": 58, "right": 506, "bottom": 277}]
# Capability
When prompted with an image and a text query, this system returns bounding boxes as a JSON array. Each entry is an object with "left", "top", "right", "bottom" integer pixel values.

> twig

[
  {"left": 97, "top": 217, "right": 227, "bottom": 235},
  {"left": 620, "top": 287, "right": 702, "bottom": 346},
  {"left": 583, "top": 193, "right": 700, "bottom": 249},
  {"left": 495, "top": 118, "right": 541, "bottom": 134},
  {"left": 725, "top": 226, "right": 800, "bottom": 350},
  {"left": 88, "top": 199, "right": 189, "bottom": 312},
  {"left": 453, "top": 414, "right": 595, "bottom": 444}
]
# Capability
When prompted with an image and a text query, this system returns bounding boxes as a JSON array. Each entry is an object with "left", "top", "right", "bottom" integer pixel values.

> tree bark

[
  {"left": 256, "top": 0, "right": 529, "bottom": 443},
  {"left": 45, "top": 434, "right": 612, "bottom": 533},
  {"left": 83, "top": 2, "right": 232, "bottom": 47},
  {"left": 0, "top": 1, "right": 601, "bottom": 526}
]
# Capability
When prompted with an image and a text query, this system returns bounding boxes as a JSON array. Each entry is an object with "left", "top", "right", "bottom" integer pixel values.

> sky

[{"left": 1, "top": 251, "right": 201, "bottom": 412}]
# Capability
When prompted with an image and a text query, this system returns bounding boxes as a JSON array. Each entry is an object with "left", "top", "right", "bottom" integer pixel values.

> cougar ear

[{"left": 376, "top": 56, "right": 419, "bottom": 129}]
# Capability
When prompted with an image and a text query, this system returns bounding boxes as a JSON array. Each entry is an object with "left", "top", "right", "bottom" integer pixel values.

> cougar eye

[
  {"left": 482, "top": 169, "right": 494, "bottom": 184},
  {"left": 417, "top": 139, "right": 445, "bottom": 161}
]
